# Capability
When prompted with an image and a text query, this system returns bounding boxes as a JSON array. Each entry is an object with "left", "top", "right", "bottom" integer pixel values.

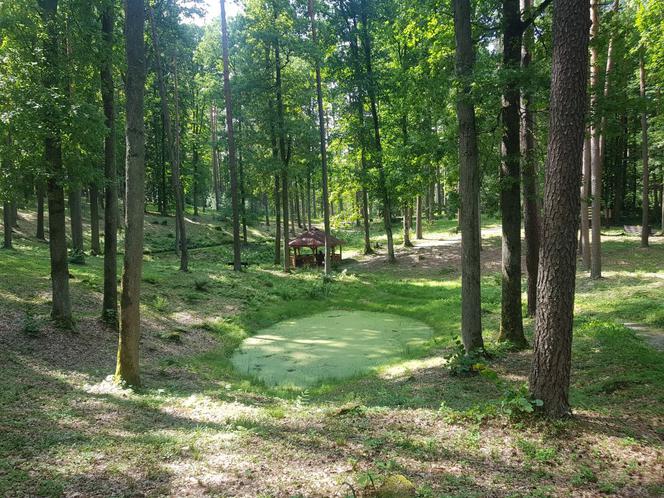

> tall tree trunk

[
  {"left": 9, "top": 199, "right": 18, "bottom": 228},
  {"left": 454, "top": 0, "right": 484, "bottom": 352},
  {"left": 274, "top": 174, "right": 281, "bottom": 265},
  {"left": 306, "top": 170, "right": 312, "bottom": 229},
  {"left": 115, "top": 0, "right": 146, "bottom": 387},
  {"left": 36, "top": 183, "right": 46, "bottom": 240},
  {"left": 172, "top": 57, "right": 188, "bottom": 270},
  {"left": 39, "top": 0, "right": 72, "bottom": 328},
  {"left": 360, "top": 0, "right": 394, "bottom": 263},
  {"left": 295, "top": 180, "right": 302, "bottom": 228},
  {"left": 612, "top": 116, "right": 627, "bottom": 225},
  {"left": 264, "top": 192, "right": 270, "bottom": 226},
  {"left": 160, "top": 111, "right": 167, "bottom": 216},
  {"left": 69, "top": 188, "right": 84, "bottom": 256},
  {"left": 211, "top": 105, "right": 221, "bottom": 211},
  {"left": 521, "top": 0, "right": 540, "bottom": 318},
  {"left": 415, "top": 195, "right": 423, "bottom": 239},
  {"left": 640, "top": 52, "right": 650, "bottom": 248},
  {"left": 3, "top": 202, "right": 12, "bottom": 249},
  {"left": 498, "top": 0, "right": 526, "bottom": 347},
  {"left": 274, "top": 33, "right": 291, "bottom": 272},
  {"left": 581, "top": 135, "right": 591, "bottom": 268},
  {"left": 238, "top": 115, "right": 248, "bottom": 244},
  {"left": 590, "top": 0, "right": 602, "bottom": 279},
  {"left": 101, "top": 0, "right": 118, "bottom": 325},
  {"left": 220, "top": 0, "right": 242, "bottom": 270},
  {"left": 148, "top": 4, "right": 188, "bottom": 272},
  {"left": 309, "top": 0, "right": 332, "bottom": 274},
  {"left": 403, "top": 204, "right": 413, "bottom": 248},
  {"left": 530, "top": 0, "right": 590, "bottom": 417},
  {"left": 90, "top": 184, "right": 100, "bottom": 255}
]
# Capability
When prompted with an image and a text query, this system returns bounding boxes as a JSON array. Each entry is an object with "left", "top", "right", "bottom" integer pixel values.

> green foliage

[{"left": 445, "top": 337, "right": 486, "bottom": 376}]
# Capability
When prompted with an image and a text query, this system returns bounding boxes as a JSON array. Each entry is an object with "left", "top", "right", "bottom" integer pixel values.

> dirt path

[
  {"left": 623, "top": 322, "right": 664, "bottom": 351},
  {"left": 346, "top": 227, "right": 505, "bottom": 277}
]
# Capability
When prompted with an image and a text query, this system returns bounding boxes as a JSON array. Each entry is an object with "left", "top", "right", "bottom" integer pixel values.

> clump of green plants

[
  {"left": 68, "top": 249, "right": 85, "bottom": 265},
  {"left": 445, "top": 337, "right": 487, "bottom": 376},
  {"left": 152, "top": 295, "right": 169, "bottom": 312},
  {"left": 440, "top": 364, "right": 543, "bottom": 423},
  {"left": 193, "top": 278, "right": 211, "bottom": 292},
  {"left": 22, "top": 315, "right": 42, "bottom": 336}
]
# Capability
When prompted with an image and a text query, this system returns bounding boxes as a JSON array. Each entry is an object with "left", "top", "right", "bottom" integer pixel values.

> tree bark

[
  {"left": 36, "top": 183, "right": 46, "bottom": 240},
  {"left": 589, "top": 0, "right": 602, "bottom": 279},
  {"left": 274, "top": 174, "right": 281, "bottom": 265},
  {"left": 530, "top": 0, "right": 590, "bottom": 417},
  {"left": 360, "top": 0, "right": 395, "bottom": 263},
  {"left": 308, "top": 0, "right": 333, "bottom": 274},
  {"left": 101, "top": 0, "right": 118, "bottom": 326},
  {"left": 39, "top": 0, "right": 72, "bottom": 328},
  {"left": 640, "top": 52, "right": 649, "bottom": 248},
  {"left": 90, "top": 184, "right": 100, "bottom": 255},
  {"left": 69, "top": 188, "right": 84, "bottom": 256},
  {"left": 238, "top": 113, "right": 248, "bottom": 244},
  {"left": 403, "top": 204, "right": 413, "bottom": 248},
  {"left": 211, "top": 105, "right": 221, "bottom": 211},
  {"left": 581, "top": 135, "right": 591, "bottom": 268},
  {"left": 454, "top": 0, "right": 484, "bottom": 352},
  {"left": 274, "top": 32, "right": 291, "bottom": 272},
  {"left": 415, "top": 195, "right": 423, "bottom": 239},
  {"left": 3, "top": 202, "right": 12, "bottom": 249},
  {"left": 115, "top": 0, "right": 146, "bottom": 388},
  {"left": 497, "top": 0, "right": 526, "bottom": 347},
  {"left": 219, "top": 0, "right": 242, "bottom": 269},
  {"left": 521, "top": 0, "right": 540, "bottom": 318}
]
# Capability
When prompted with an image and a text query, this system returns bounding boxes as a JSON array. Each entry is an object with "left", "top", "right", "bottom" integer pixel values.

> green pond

[{"left": 231, "top": 310, "right": 433, "bottom": 387}]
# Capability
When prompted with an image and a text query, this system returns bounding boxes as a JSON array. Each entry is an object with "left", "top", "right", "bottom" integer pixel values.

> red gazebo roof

[{"left": 289, "top": 228, "right": 346, "bottom": 248}]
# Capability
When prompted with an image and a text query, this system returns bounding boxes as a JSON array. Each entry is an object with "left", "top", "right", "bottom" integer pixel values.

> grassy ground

[{"left": 0, "top": 209, "right": 662, "bottom": 497}]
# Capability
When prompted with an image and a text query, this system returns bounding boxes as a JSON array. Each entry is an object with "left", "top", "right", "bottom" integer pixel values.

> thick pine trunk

[
  {"left": 530, "top": 0, "right": 589, "bottom": 418},
  {"left": 115, "top": 0, "right": 146, "bottom": 388},
  {"left": 101, "top": 1, "right": 118, "bottom": 325},
  {"left": 39, "top": 0, "right": 72, "bottom": 328},
  {"left": 454, "top": 0, "right": 484, "bottom": 352}
]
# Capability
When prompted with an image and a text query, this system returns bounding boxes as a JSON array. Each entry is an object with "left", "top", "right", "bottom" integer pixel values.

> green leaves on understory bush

[
  {"left": 442, "top": 338, "right": 543, "bottom": 422},
  {"left": 445, "top": 337, "right": 487, "bottom": 377}
]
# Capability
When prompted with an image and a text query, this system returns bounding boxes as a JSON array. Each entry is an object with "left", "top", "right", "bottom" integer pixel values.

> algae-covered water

[{"left": 231, "top": 310, "right": 433, "bottom": 387}]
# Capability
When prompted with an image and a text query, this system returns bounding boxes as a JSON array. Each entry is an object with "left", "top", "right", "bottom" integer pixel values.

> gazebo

[{"left": 288, "top": 227, "right": 346, "bottom": 268}]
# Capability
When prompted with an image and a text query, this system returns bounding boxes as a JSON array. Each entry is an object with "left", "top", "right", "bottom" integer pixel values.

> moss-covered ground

[{"left": 0, "top": 208, "right": 662, "bottom": 497}]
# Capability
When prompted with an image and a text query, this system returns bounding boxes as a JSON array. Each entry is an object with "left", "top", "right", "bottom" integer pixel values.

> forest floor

[{"left": 0, "top": 208, "right": 663, "bottom": 497}]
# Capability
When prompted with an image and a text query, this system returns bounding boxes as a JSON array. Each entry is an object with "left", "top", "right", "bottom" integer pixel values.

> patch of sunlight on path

[{"left": 231, "top": 310, "right": 433, "bottom": 387}]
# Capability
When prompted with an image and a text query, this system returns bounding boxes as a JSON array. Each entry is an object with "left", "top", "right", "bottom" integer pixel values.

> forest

[{"left": 0, "top": 0, "right": 663, "bottom": 496}]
